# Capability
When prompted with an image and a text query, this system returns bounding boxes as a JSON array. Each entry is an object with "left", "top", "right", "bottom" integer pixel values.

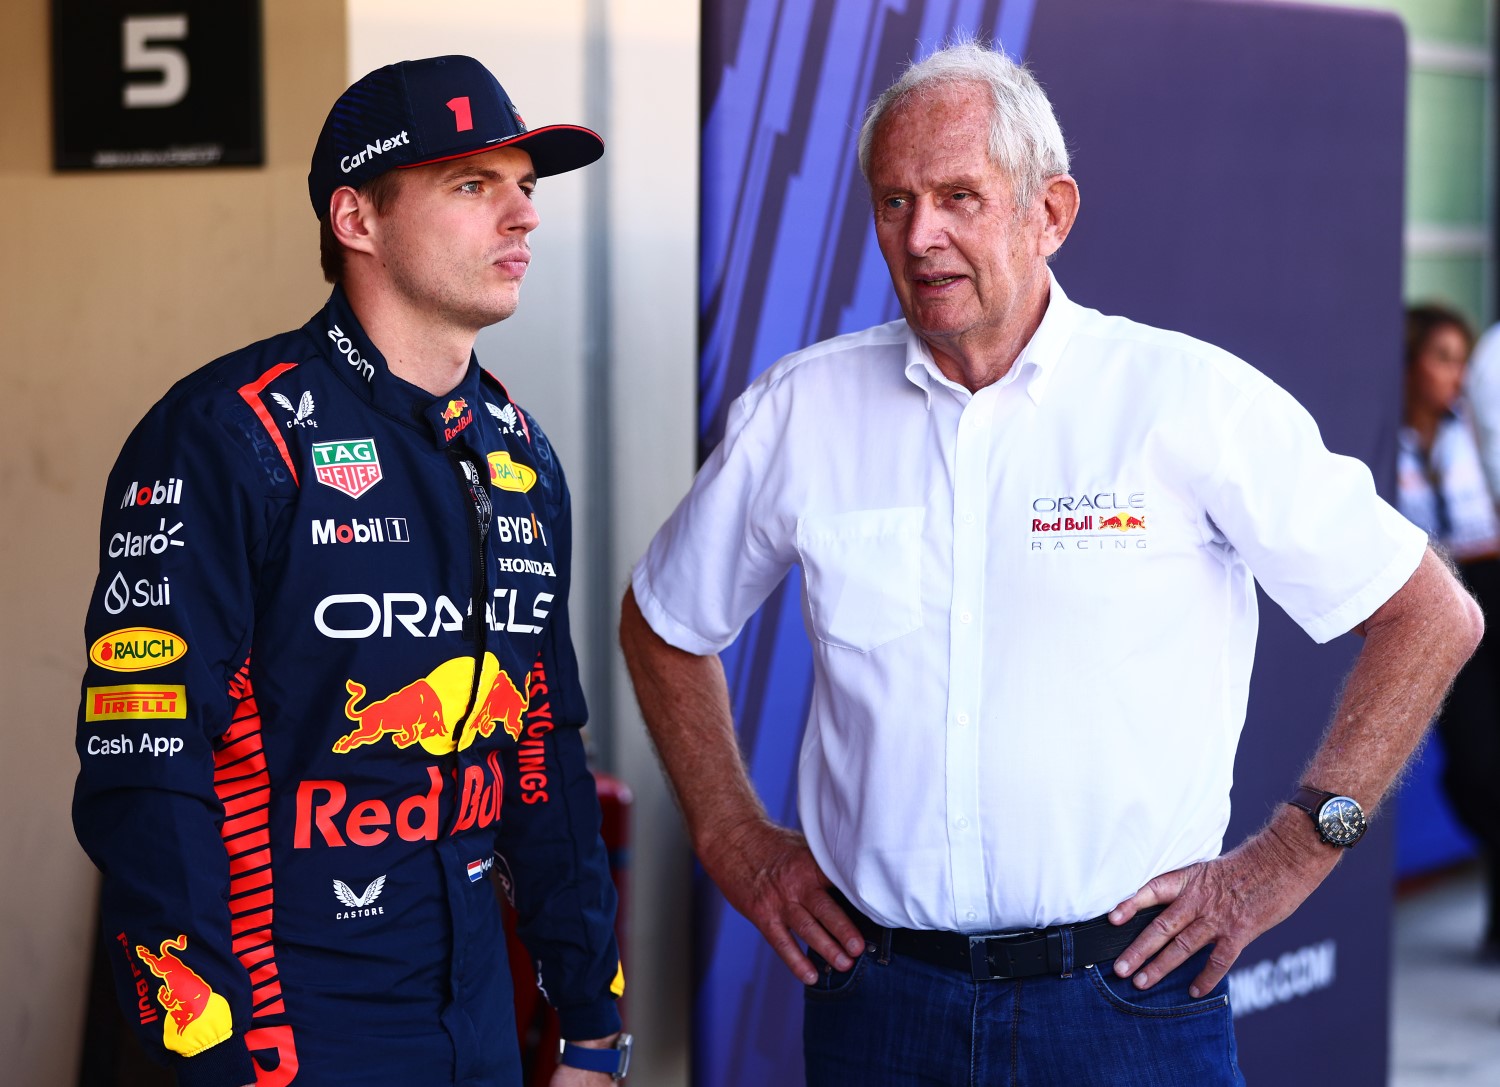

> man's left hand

[{"left": 1105, "top": 807, "right": 1340, "bottom": 998}]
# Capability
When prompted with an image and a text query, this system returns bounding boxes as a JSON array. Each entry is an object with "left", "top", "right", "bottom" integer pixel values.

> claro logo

[
  {"left": 109, "top": 519, "right": 185, "bottom": 557},
  {"left": 327, "top": 325, "right": 375, "bottom": 382}
]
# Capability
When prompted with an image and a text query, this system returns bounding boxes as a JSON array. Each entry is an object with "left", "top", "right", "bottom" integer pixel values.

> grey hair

[{"left": 857, "top": 39, "right": 1070, "bottom": 207}]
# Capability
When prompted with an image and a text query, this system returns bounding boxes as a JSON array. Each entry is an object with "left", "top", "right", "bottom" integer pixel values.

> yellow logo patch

[
  {"left": 488, "top": 451, "right": 537, "bottom": 493},
  {"left": 86, "top": 684, "right": 187, "bottom": 722},
  {"left": 90, "top": 627, "right": 188, "bottom": 672}
]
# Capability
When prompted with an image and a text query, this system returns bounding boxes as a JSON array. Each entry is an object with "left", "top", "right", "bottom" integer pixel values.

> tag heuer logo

[{"left": 311, "top": 439, "right": 382, "bottom": 499}]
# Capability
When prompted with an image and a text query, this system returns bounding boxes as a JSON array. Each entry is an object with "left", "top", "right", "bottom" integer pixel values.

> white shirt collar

[{"left": 902, "top": 270, "right": 1080, "bottom": 408}]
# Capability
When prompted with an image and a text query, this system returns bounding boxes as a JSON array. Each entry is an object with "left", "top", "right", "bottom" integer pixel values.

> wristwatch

[
  {"left": 1287, "top": 785, "right": 1367, "bottom": 848},
  {"left": 559, "top": 1032, "right": 632, "bottom": 1081}
]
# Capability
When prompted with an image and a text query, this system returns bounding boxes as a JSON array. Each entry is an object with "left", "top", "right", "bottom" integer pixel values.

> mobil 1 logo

[
  {"left": 311, "top": 518, "right": 411, "bottom": 546},
  {"left": 52, "top": 0, "right": 263, "bottom": 171}
]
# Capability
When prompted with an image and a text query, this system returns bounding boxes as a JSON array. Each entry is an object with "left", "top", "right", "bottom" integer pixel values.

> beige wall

[{"left": 0, "top": 1, "right": 346, "bottom": 1081}]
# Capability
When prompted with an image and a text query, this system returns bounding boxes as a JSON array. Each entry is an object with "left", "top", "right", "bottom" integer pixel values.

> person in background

[{"left": 1399, "top": 302, "right": 1500, "bottom": 958}]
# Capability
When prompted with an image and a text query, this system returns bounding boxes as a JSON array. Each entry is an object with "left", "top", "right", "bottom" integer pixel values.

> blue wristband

[{"left": 559, "top": 1037, "right": 631, "bottom": 1079}]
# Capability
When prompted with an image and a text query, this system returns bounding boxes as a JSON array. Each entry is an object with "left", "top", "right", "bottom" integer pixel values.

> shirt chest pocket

[{"left": 795, "top": 507, "right": 924, "bottom": 653}]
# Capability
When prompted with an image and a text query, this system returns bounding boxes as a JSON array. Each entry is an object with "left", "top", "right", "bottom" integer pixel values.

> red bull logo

[
  {"left": 1098, "top": 513, "right": 1147, "bottom": 531},
  {"left": 332, "top": 653, "right": 528, "bottom": 755},
  {"left": 334, "top": 678, "right": 446, "bottom": 753},
  {"left": 295, "top": 754, "right": 505, "bottom": 846},
  {"left": 135, "top": 934, "right": 233, "bottom": 1056},
  {"left": 441, "top": 398, "right": 474, "bottom": 441}
]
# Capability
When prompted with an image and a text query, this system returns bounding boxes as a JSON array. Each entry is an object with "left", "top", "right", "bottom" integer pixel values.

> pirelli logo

[{"left": 86, "top": 684, "right": 187, "bottom": 722}]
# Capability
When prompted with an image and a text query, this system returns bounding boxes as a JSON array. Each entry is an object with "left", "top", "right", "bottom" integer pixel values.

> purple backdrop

[{"left": 698, "top": 1, "right": 1407, "bottom": 1082}]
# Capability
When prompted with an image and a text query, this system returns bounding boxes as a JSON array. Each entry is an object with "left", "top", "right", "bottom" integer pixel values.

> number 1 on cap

[{"left": 447, "top": 97, "right": 473, "bottom": 132}]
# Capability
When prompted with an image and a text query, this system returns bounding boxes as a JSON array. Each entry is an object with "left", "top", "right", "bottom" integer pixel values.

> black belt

[{"left": 838, "top": 894, "right": 1165, "bottom": 982}]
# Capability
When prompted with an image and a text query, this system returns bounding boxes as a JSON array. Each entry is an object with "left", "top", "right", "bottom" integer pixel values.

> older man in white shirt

[{"left": 621, "top": 40, "right": 1481, "bottom": 1086}]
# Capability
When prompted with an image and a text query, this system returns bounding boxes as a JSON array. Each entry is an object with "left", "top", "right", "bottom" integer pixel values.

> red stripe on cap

[
  {"left": 238, "top": 363, "right": 301, "bottom": 487},
  {"left": 397, "top": 125, "right": 604, "bottom": 171}
]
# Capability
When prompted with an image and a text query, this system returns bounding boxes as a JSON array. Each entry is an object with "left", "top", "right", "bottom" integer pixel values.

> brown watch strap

[{"left": 1287, "top": 785, "right": 1334, "bottom": 815}]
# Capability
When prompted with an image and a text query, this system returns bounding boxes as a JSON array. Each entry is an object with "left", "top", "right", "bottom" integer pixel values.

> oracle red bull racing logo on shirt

[
  {"left": 295, "top": 657, "right": 528, "bottom": 849},
  {"left": 311, "top": 439, "right": 382, "bottom": 498},
  {"left": 1029, "top": 491, "right": 1149, "bottom": 552}
]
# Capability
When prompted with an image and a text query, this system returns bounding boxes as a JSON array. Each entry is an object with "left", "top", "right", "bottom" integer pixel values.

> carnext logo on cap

[{"left": 341, "top": 131, "right": 411, "bottom": 174}]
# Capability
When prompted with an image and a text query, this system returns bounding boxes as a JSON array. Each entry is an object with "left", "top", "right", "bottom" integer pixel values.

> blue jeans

[{"left": 803, "top": 931, "right": 1243, "bottom": 1086}]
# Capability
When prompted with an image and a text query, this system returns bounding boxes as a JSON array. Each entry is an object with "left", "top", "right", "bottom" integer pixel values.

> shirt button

[
  {"left": 956, "top": 713, "right": 970, "bottom": 726},
  {"left": 956, "top": 817, "right": 969, "bottom": 829},
  {"left": 960, "top": 610, "right": 973, "bottom": 624},
  {"left": 966, "top": 911, "right": 978, "bottom": 922},
  {"left": 964, "top": 512, "right": 976, "bottom": 525}
]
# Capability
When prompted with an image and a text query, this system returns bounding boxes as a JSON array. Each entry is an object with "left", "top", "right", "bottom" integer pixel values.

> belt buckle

[{"left": 967, "top": 928, "right": 1036, "bottom": 981}]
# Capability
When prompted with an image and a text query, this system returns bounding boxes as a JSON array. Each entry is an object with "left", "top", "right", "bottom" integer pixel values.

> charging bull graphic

[
  {"left": 333, "top": 652, "right": 529, "bottom": 755},
  {"left": 135, "top": 934, "right": 234, "bottom": 1056}
]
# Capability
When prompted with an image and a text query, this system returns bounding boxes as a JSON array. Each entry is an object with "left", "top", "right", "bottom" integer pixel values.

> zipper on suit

[{"left": 446, "top": 447, "right": 492, "bottom": 753}]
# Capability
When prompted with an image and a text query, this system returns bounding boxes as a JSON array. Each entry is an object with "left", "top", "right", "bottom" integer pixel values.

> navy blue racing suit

[{"left": 73, "top": 286, "right": 623, "bottom": 1086}]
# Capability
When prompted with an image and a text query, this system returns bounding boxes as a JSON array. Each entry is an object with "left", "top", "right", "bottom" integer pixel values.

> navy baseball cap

[{"left": 308, "top": 55, "right": 604, "bottom": 216}]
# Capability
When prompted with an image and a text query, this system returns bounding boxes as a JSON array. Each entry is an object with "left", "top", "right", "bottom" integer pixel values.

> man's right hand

[
  {"left": 619, "top": 587, "right": 865, "bottom": 985},
  {"left": 702, "top": 818, "right": 866, "bottom": 985}
]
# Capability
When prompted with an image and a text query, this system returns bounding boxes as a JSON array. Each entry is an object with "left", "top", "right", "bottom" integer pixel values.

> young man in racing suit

[{"left": 73, "top": 56, "right": 629, "bottom": 1087}]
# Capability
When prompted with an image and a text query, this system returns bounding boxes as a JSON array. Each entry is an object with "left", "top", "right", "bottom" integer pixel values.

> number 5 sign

[{"left": 52, "top": 0, "right": 263, "bottom": 170}]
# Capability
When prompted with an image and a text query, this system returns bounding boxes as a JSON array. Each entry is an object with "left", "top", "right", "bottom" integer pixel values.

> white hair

[{"left": 857, "top": 39, "right": 1070, "bottom": 206}]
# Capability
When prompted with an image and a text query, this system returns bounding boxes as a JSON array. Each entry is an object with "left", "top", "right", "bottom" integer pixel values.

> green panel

[
  {"left": 1406, "top": 254, "right": 1486, "bottom": 329},
  {"left": 1395, "top": 0, "right": 1486, "bottom": 45},
  {"left": 1406, "top": 69, "right": 1487, "bottom": 225},
  {"left": 1312, "top": 0, "right": 1486, "bottom": 44}
]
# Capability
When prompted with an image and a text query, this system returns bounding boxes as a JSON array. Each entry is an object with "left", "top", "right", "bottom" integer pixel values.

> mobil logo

[
  {"left": 310, "top": 517, "right": 410, "bottom": 545},
  {"left": 119, "top": 478, "right": 184, "bottom": 509}
]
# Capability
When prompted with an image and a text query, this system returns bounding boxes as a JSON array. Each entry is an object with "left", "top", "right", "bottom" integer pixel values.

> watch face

[{"left": 1316, "top": 796, "right": 1366, "bottom": 846}]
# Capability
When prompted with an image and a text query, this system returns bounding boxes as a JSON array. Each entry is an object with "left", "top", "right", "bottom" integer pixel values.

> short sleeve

[
  {"left": 1203, "top": 379, "right": 1428, "bottom": 643},
  {"left": 631, "top": 387, "right": 796, "bottom": 655}
]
